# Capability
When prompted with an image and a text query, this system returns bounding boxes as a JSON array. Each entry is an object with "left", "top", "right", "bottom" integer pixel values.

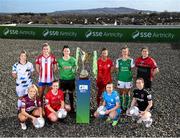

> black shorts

[
  {"left": 144, "top": 79, "right": 152, "bottom": 90},
  {"left": 138, "top": 106, "right": 153, "bottom": 112},
  {"left": 59, "top": 79, "right": 75, "bottom": 91}
]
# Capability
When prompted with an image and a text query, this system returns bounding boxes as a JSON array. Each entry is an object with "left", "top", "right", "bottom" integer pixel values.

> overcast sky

[{"left": 0, "top": 0, "right": 180, "bottom": 13}]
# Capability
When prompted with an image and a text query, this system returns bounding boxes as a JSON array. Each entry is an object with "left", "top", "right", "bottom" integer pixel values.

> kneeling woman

[
  {"left": 128, "top": 78, "right": 153, "bottom": 127},
  {"left": 94, "top": 82, "right": 121, "bottom": 127},
  {"left": 18, "top": 84, "right": 43, "bottom": 130},
  {"left": 45, "top": 80, "right": 71, "bottom": 122}
]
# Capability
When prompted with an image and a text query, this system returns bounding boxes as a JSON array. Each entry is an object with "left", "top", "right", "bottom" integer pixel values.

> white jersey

[
  {"left": 12, "top": 61, "right": 34, "bottom": 88},
  {"left": 35, "top": 54, "right": 57, "bottom": 83}
]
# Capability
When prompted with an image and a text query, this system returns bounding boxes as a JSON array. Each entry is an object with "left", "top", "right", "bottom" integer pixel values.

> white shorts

[
  {"left": 16, "top": 86, "right": 28, "bottom": 97},
  {"left": 117, "top": 81, "right": 133, "bottom": 89}
]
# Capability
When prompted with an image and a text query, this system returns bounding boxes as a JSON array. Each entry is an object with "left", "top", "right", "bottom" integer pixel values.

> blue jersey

[{"left": 102, "top": 91, "right": 120, "bottom": 110}]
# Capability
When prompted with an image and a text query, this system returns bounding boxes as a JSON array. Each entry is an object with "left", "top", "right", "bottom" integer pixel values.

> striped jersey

[{"left": 36, "top": 54, "right": 57, "bottom": 83}]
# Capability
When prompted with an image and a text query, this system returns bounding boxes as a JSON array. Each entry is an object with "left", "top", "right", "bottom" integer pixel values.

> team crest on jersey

[
  {"left": 107, "top": 64, "right": 110, "bottom": 67},
  {"left": 45, "top": 59, "right": 47, "bottom": 63},
  {"left": 141, "top": 94, "right": 144, "bottom": 98},
  {"left": 115, "top": 96, "right": 119, "bottom": 100},
  {"left": 140, "top": 61, "right": 144, "bottom": 64}
]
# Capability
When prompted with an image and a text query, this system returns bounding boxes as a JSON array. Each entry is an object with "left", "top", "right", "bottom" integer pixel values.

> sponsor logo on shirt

[{"left": 136, "top": 98, "right": 144, "bottom": 102}]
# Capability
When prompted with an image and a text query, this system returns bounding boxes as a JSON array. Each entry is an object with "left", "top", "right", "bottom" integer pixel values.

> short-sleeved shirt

[
  {"left": 102, "top": 91, "right": 120, "bottom": 110},
  {"left": 20, "top": 94, "right": 41, "bottom": 112},
  {"left": 133, "top": 88, "right": 152, "bottom": 111},
  {"left": 116, "top": 58, "right": 134, "bottom": 82},
  {"left": 45, "top": 89, "right": 64, "bottom": 111},
  {"left": 35, "top": 54, "right": 57, "bottom": 83},
  {"left": 97, "top": 57, "right": 113, "bottom": 85},
  {"left": 57, "top": 57, "right": 76, "bottom": 80},
  {"left": 12, "top": 61, "right": 34, "bottom": 87},
  {"left": 135, "top": 56, "right": 157, "bottom": 81}
]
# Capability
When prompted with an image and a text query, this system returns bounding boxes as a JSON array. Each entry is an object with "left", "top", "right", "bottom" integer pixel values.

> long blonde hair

[{"left": 28, "top": 84, "right": 38, "bottom": 96}]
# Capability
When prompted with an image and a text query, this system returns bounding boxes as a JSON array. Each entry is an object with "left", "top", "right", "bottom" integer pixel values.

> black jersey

[{"left": 133, "top": 88, "right": 152, "bottom": 111}]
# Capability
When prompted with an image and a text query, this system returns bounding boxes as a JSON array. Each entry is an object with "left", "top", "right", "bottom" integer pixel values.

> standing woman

[
  {"left": 96, "top": 48, "right": 114, "bottom": 106},
  {"left": 12, "top": 50, "right": 34, "bottom": 109},
  {"left": 57, "top": 45, "right": 76, "bottom": 112},
  {"left": 116, "top": 46, "right": 135, "bottom": 111},
  {"left": 135, "top": 47, "right": 159, "bottom": 90},
  {"left": 35, "top": 43, "right": 57, "bottom": 101}
]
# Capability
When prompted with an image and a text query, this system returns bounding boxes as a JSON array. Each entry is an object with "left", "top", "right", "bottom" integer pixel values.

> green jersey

[
  {"left": 116, "top": 58, "right": 134, "bottom": 82},
  {"left": 58, "top": 57, "right": 76, "bottom": 80}
]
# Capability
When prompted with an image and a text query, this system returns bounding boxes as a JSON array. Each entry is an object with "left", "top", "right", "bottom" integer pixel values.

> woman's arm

[
  {"left": 12, "top": 73, "right": 17, "bottom": 79},
  {"left": 21, "top": 108, "right": 36, "bottom": 120}
]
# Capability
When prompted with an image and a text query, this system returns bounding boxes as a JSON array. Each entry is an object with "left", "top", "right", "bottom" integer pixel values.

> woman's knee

[
  {"left": 65, "top": 105, "right": 71, "bottom": 112},
  {"left": 48, "top": 113, "right": 58, "bottom": 122},
  {"left": 109, "top": 111, "right": 117, "bottom": 119},
  {"left": 18, "top": 113, "right": 28, "bottom": 122}
]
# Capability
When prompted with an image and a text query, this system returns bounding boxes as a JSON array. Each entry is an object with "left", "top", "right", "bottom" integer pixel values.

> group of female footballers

[{"left": 12, "top": 43, "right": 159, "bottom": 130}]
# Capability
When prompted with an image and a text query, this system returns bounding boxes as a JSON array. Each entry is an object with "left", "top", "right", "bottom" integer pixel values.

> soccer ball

[
  {"left": 97, "top": 106, "right": 106, "bottom": 115},
  {"left": 129, "top": 106, "right": 139, "bottom": 116},
  {"left": 34, "top": 117, "right": 45, "bottom": 128},
  {"left": 57, "top": 109, "right": 67, "bottom": 119}
]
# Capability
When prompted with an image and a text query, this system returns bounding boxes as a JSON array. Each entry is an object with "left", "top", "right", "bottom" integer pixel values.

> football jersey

[
  {"left": 57, "top": 57, "right": 76, "bottom": 80},
  {"left": 36, "top": 54, "right": 57, "bottom": 83},
  {"left": 20, "top": 94, "right": 41, "bottom": 112},
  {"left": 45, "top": 89, "right": 64, "bottom": 111},
  {"left": 116, "top": 58, "right": 134, "bottom": 82},
  {"left": 97, "top": 57, "right": 113, "bottom": 85},
  {"left": 135, "top": 56, "right": 157, "bottom": 81},
  {"left": 102, "top": 91, "right": 120, "bottom": 110},
  {"left": 12, "top": 61, "right": 34, "bottom": 87},
  {"left": 133, "top": 88, "right": 152, "bottom": 111}
]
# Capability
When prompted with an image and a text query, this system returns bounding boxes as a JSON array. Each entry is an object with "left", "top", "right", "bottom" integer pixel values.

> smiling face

[
  {"left": 52, "top": 81, "right": 59, "bottom": 93},
  {"left": 122, "top": 48, "right": 129, "bottom": 57},
  {"left": 106, "top": 83, "right": 113, "bottom": 93},
  {"left": 101, "top": 50, "right": 108, "bottom": 59},
  {"left": 141, "top": 48, "right": 149, "bottom": 58},
  {"left": 19, "top": 53, "right": 27, "bottom": 63},
  {"left": 28, "top": 87, "right": 37, "bottom": 99},
  {"left": 63, "top": 48, "right": 70, "bottom": 57},
  {"left": 136, "top": 79, "right": 144, "bottom": 90},
  {"left": 42, "top": 45, "right": 50, "bottom": 56}
]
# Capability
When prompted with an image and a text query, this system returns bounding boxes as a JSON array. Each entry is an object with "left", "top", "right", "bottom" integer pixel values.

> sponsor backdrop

[{"left": 0, "top": 26, "right": 180, "bottom": 42}]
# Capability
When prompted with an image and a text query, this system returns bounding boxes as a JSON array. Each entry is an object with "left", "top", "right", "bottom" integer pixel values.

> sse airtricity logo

[
  {"left": 79, "top": 85, "right": 88, "bottom": 93},
  {"left": 132, "top": 30, "right": 140, "bottom": 39},
  {"left": 85, "top": 30, "right": 92, "bottom": 38},
  {"left": 42, "top": 29, "right": 49, "bottom": 37},
  {"left": 3, "top": 28, "right": 10, "bottom": 36}
]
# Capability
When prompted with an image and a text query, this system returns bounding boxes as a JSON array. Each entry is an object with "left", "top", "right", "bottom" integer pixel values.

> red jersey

[
  {"left": 35, "top": 54, "right": 57, "bottom": 83},
  {"left": 135, "top": 56, "right": 157, "bottom": 81},
  {"left": 97, "top": 57, "right": 113, "bottom": 85},
  {"left": 45, "top": 89, "right": 64, "bottom": 111}
]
